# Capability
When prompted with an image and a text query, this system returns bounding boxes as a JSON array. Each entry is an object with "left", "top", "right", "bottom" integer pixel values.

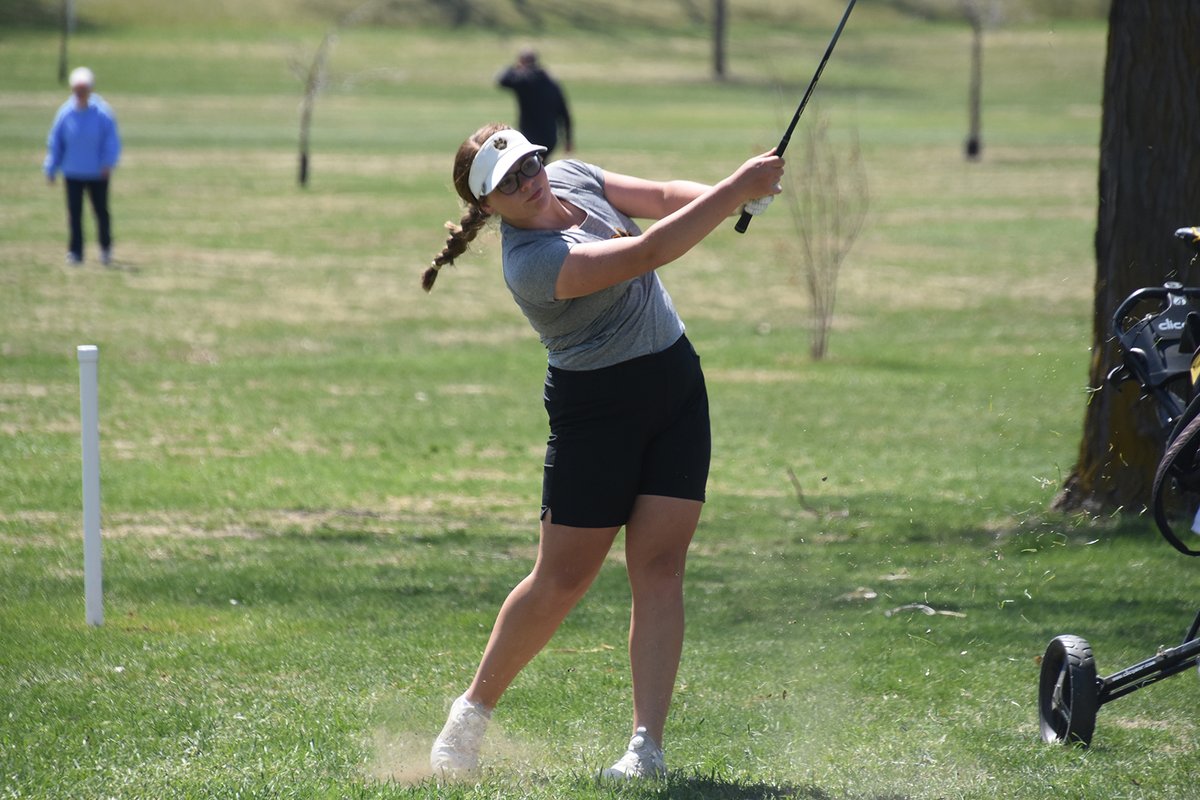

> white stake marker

[{"left": 77, "top": 345, "right": 103, "bottom": 626}]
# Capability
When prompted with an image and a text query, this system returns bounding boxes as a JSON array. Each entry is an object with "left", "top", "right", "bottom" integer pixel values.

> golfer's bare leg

[
  {"left": 623, "top": 494, "right": 702, "bottom": 746},
  {"left": 465, "top": 512, "right": 619, "bottom": 709}
]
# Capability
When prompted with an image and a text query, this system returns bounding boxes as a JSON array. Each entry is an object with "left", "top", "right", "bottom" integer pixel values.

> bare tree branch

[{"left": 782, "top": 112, "right": 868, "bottom": 360}]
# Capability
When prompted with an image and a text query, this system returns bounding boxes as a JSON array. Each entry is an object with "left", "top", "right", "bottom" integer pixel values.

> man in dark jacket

[{"left": 496, "top": 49, "right": 573, "bottom": 157}]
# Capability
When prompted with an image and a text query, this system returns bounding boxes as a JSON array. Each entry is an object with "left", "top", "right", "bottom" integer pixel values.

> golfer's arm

[
  {"left": 554, "top": 177, "right": 744, "bottom": 300},
  {"left": 603, "top": 171, "right": 710, "bottom": 219}
]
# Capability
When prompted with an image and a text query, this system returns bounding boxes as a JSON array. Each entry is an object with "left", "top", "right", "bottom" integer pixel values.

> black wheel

[{"left": 1039, "top": 634, "right": 1099, "bottom": 746}]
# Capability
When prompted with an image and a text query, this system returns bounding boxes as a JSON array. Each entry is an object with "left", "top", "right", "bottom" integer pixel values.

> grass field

[{"left": 5, "top": 2, "right": 1200, "bottom": 798}]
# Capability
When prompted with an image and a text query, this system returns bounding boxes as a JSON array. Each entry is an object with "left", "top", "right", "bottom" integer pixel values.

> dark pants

[
  {"left": 64, "top": 177, "right": 112, "bottom": 260},
  {"left": 541, "top": 335, "right": 711, "bottom": 528}
]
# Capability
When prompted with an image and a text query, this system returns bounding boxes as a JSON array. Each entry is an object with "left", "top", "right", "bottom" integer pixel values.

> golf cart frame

[{"left": 1038, "top": 227, "right": 1200, "bottom": 747}]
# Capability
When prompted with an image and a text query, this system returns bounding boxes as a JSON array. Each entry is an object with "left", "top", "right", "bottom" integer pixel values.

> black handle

[{"left": 734, "top": 211, "right": 753, "bottom": 234}]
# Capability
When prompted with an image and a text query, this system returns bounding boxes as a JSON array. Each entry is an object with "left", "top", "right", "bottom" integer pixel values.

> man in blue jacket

[{"left": 44, "top": 67, "right": 122, "bottom": 266}]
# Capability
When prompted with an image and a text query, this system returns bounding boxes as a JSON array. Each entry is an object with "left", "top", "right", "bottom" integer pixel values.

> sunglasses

[{"left": 495, "top": 154, "right": 544, "bottom": 195}]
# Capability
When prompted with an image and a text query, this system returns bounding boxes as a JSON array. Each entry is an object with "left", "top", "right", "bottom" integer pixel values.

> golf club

[{"left": 735, "top": 0, "right": 858, "bottom": 234}]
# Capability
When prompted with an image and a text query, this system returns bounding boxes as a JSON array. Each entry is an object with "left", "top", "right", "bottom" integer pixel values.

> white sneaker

[
  {"left": 66, "top": 252, "right": 82, "bottom": 266},
  {"left": 430, "top": 694, "right": 491, "bottom": 779},
  {"left": 100, "top": 249, "right": 112, "bottom": 266},
  {"left": 601, "top": 727, "right": 666, "bottom": 780}
]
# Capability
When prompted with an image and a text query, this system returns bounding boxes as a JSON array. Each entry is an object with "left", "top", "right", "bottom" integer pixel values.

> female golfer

[{"left": 426, "top": 123, "right": 783, "bottom": 780}]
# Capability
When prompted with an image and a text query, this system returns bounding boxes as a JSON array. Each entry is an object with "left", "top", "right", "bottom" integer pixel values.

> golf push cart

[{"left": 1039, "top": 226, "right": 1200, "bottom": 747}]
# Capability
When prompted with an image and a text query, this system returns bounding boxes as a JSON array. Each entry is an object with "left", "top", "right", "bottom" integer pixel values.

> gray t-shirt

[{"left": 501, "top": 159, "right": 685, "bottom": 371}]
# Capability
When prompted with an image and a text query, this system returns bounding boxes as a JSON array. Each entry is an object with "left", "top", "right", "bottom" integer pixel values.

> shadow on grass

[
  {"left": 640, "top": 774, "right": 910, "bottom": 800},
  {"left": 0, "top": 0, "right": 59, "bottom": 28}
]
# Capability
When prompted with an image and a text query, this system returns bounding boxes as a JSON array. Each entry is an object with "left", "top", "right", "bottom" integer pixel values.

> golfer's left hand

[
  {"left": 742, "top": 194, "right": 774, "bottom": 216},
  {"left": 743, "top": 176, "right": 785, "bottom": 216},
  {"left": 734, "top": 150, "right": 784, "bottom": 216}
]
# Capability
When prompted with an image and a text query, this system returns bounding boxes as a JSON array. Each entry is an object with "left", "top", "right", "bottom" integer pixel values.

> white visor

[
  {"left": 468, "top": 129, "right": 547, "bottom": 199},
  {"left": 69, "top": 67, "right": 95, "bottom": 89}
]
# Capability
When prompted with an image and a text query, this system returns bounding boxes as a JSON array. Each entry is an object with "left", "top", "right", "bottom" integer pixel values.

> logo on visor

[{"left": 493, "top": 137, "right": 508, "bottom": 150}]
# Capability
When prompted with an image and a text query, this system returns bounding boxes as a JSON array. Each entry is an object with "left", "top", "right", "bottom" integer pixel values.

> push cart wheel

[{"left": 1039, "top": 635, "right": 1099, "bottom": 746}]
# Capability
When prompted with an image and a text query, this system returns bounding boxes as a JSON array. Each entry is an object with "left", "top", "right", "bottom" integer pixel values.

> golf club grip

[{"left": 736, "top": 128, "right": 791, "bottom": 235}]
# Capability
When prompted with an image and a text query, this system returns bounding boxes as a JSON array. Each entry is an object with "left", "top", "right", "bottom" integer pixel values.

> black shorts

[{"left": 541, "top": 334, "right": 711, "bottom": 528}]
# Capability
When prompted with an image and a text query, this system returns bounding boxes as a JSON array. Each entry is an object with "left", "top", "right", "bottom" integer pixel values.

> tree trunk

[
  {"left": 298, "top": 30, "right": 335, "bottom": 188},
  {"left": 57, "top": 0, "right": 72, "bottom": 84},
  {"left": 964, "top": 17, "right": 982, "bottom": 160},
  {"left": 1055, "top": 2, "right": 1200, "bottom": 514},
  {"left": 712, "top": 0, "right": 727, "bottom": 81}
]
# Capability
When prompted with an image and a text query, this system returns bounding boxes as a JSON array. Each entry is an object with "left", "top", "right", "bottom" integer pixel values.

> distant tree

[
  {"left": 962, "top": 1, "right": 983, "bottom": 159},
  {"left": 296, "top": 29, "right": 334, "bottom": 188},
  {"left": 1054, "top": 3, "right": 1200, "bottom": 514},
  {"left": 961, "top": 0, "right": 1003, "bottom": 161},
  {"left": 294, "top": 0, "right": 384, "bottom": 187},
  {"left": 781, "top": 113, "right": 868, "bottom": 361},
  {"left": 713, "top": 0, "right": 727, "bottom": 80},
  {"left": 58, "top": 0, "right": 74, "bottom": 84}
]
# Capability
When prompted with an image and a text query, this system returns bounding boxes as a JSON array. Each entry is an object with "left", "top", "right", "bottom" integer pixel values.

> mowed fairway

[{"left": 4, "top": 3, "right": 1200, "bottom": 798}]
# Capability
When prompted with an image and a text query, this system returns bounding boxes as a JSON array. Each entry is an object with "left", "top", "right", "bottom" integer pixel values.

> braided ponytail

[
  {"left": 422, "top": 204, "right": 491, "bottom": 292},
  {"left": 422, "top": 122, "right": 510, "bottom": 292}
]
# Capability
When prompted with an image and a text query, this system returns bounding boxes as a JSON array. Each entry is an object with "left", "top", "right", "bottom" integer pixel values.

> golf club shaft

[{"left": 735, "top": 0, "right": 857, "bottom": 234}]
